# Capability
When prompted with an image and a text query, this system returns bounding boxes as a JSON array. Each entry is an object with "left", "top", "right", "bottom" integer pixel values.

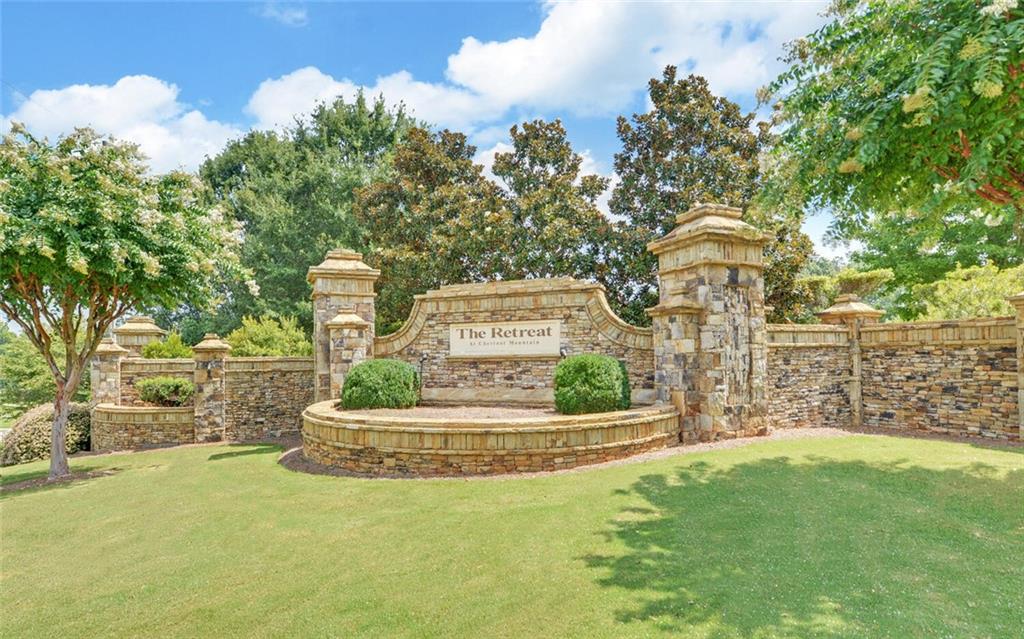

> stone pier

[{"left": 647, "top": 203, "right": 770, "bottom": 442}]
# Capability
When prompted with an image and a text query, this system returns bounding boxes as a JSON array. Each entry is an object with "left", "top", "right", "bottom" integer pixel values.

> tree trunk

[{"left": 48, "top": 388, "right": 71, "bottom": 480}]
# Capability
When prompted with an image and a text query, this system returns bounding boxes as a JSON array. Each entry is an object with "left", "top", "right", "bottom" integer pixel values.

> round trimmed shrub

[
  {"left": 340, "top": 359, "right": 420, "bottom": 410},
  {"left": 0, "top": 402, "right": 91, "bottom": 466},
  {"left": 136, "top": 376, "right": 195, "bottom": 407},
  {"left": 554, "top": 354, "right": 631, "bottom": 415}
]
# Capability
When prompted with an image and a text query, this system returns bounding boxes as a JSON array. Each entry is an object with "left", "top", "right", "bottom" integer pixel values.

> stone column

[
  {"left": 307, "top": 249, "right": 380, "bottom": 402},
  {"left": 112, "top": 316, "right": 166, "bottom": 356},
  {"left": 90, "top": 338, "right": 129, "bottom": 405},
  {"left": 326, "top": 313, "right": 371, "bottom": 400},
  {"left": 647, "top": 203, "right": 771, "bottom": 443},
  {"left": 1009, "top": 293, "right": 1024, "bottom": 440},
  {"left": 192, "top": 333, "right": 231, "bottom": 443},
  {"left": 818, "top": 294, "right": 884, "bottom": 429}
]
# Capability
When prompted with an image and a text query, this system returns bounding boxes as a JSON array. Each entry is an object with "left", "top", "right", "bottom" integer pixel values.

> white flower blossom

[
  {"left": 140, "top": 252, "right": 162, "bottom": 278},
  {"left": 980, "top": 0, "right": 1018, "bottom": 16},
  {"left": 69, "top": 255, "right": 88, "bottom": 275},
  {"left": 245, "top": 279, "right": 261, "bottom": 297},
  {"left": 984, "top": 214, "right": 1003, "bottom": 227}
]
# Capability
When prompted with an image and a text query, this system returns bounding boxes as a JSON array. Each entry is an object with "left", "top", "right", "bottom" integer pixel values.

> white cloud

[
  {"left": 248, "top": 2, "right": 827, "bottom": 136},
  {"left": 245, "top": 67, "right": 501, "bottom": 133},
  {"left": 2, "top": 75, "right": 242, "bottom": 173},
  {"left": 258, "top": 2, "right": 308, "bottom": 27}
]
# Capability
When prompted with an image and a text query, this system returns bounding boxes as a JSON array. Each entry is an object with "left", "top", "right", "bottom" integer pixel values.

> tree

[
  {"left": 761, "top": 0, "right": 1024, "bottom": 246},
  {"left": 914, "top": 263, "right": 1024, "bottom": 320},
  {"left": 609, "top": 67, "right": 811, "bottom": 324},
  {"left": 200, "top": 93, "right": 415, "bottom": 333},
  {"left": 0, "top": 332, "right": 90, "bottom": 416},
  {"left": 354, "top": 127, "right": 508, "bottom": 330},
  {"left": 0, "top": 126, "right": 243, "bottom": 478},
  {"left": 355, "top": 120, "right": 612, "bottom": 329},
  {"left": 848, "top": 207, "right": 1021, "bottom": 318},
  {"left": 491, "top": 119, "right": 612, "bottom": 283},
  {"left": 225, "top": 316, "right": 313, "bottom": 356}
]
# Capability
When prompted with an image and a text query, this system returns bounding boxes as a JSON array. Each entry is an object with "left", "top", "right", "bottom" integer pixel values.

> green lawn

[{"left": 1, "top": 435, "right": 1021, "bottom": 639}]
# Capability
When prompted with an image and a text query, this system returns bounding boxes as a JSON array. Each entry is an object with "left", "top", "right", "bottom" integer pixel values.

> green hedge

[
  {"left": 0, "top": 402, "right": 91, "bottom": 466},
  {"left": 553, "top": 354, "right": 631, "bottom": 415},
  {"left": 137, "top": 376, "right": 195, "bottom": 407},
  {"left": 340, "top": 359, "right": 420, "bottom": 410}
]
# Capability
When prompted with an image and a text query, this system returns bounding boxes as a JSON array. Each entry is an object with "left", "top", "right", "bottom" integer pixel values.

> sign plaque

[{"left": 449, "top": 320, "right": 561, "bottom": 358}]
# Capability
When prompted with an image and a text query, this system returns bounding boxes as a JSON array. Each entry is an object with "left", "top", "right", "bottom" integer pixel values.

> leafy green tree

[
  {"left": 141, "top": 332, "right": 193, "bottom": 359},
  {"left": 356, "top": 121, "right": 612, "bottom": 329},
  {"left": 491, "top": 119, "right": 612, "bottom": 282},
  {"left": 225, "top": 316, "right": 312, "bottom": 356},
  {"left": 0, "top": 126, "right": 243, "bottom": 478},
  {"left": 848, "top": 208, "right": 1021, "bottom": 318},
  {"left": 914, "top": 263, "right": 1024, "bottom": 320},
  {"left": 609, "top": 67, "right": 811, "bottom": 324},
  {"left": 761, "top": 0, "right": 1024, "bottom": 246},
  {"left": 354, "top": 127, "right": 508, "bottom": 330},
  {"left": 0, "top": 332, "right": 90, "bottom": 416},
  {"left": 200, "top": 93, "right": 415, "bottom": 333}
]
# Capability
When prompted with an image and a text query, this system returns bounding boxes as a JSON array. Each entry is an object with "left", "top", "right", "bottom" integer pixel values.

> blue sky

[{"left": 1, "top": 0, "right": 844, "bottom": 256}]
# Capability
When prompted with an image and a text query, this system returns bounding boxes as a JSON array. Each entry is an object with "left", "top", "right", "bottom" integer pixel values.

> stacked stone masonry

[
  {"left": 225, "top": 358, "right": 315, "bottom": 440},
  {"left": 766, "top": 325, "right": 851, "bottom": 429},
  {"left": 91, "top": 405, "right": 194, "bottom": 450},
  {"left": 302, "top": 401, "right": 680, "bottom": 476},
  {"left": 859, "top": 319, "right": 1018, "bottom": 439},
  {"left": 374, "top": 279, "right": 656, "bottom": 405}
]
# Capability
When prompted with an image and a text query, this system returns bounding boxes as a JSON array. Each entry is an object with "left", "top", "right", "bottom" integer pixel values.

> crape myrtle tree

[
  {"left": 0, "top": 126, "right": 244, "bottom": 479},
  {"left": 609, "top": 67, "right": 813, "bottom": 325},
  {"left": 760, "top": 0, "right": 1024, "bottom": 250}
]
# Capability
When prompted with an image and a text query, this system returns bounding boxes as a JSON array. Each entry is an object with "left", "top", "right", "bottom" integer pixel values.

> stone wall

[
  {"left": 767, "top": 325, "right": 851, "bottom": 429},
  {"left": 225, "top": 357, "right": 315, "bottom": 440},
  {"left": 118, "top": 359, "right": 194, "bottom": 406},
  {"left": 374, "top": 279, "right": 655, "bottom": 405},
  {"left": 91, "top": 405, "right": 194, "bottom": 450},
  {"left": 860, "top": 318, "right": 1018, "bottom": 439}
]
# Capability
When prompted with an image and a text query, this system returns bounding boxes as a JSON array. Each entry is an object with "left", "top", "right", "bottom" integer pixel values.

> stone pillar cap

[
  {"left": 1007, "top": 292, "right": 1024, "bottom": 309},
  {"left": 817, "top": 294, "right": 884, "bottom": 322},
  {"left": 307, "top": 248, "right": 381, "bottom": 283},
  {"left": 675, "top": 202, "right": 743, "bottom": 225},
  {"left": 326, "top": 312, "right": 370, "bottom": 328},
  {"left": 193, "top": 333, "right": 232, "bottom": 352},
  {"left": 112, "top": 316, "right": 167, "bottom": 336},
  {"left": 649, "top": 202, "right": 770, "bottom": 254},
  {"left": 94, "top": 337, "right": 129, "bottom": 356}
]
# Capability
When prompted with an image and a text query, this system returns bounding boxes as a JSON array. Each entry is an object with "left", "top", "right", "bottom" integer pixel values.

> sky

[{"left": 1, "top": 0, "right": 848, "bottom": 257}]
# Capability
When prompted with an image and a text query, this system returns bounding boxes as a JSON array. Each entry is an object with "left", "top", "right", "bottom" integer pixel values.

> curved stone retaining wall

[
  {"left": 91, "top": 404, "right": 194, "bottom": 451},
  {"left": 302, "top": 400, "right": 679, "bottom": 476}
]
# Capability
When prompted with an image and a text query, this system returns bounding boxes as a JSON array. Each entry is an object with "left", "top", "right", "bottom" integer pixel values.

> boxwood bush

[
  {"left": 136, "top": 376, "right": 195, "bottom": 407},
  {"left": 553, "top": 354, "right": 631, "bottom": 415},
  {"left": 340, "top": 359, "right": 420, "bottom": 410},
  {"left": 0, "top": 402, "right": 91, "bottom": 466}
]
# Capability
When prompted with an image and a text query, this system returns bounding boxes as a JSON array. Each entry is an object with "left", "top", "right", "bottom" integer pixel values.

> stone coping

[{"left": 303, "top": 400, "right": 678, "bottom": 434}]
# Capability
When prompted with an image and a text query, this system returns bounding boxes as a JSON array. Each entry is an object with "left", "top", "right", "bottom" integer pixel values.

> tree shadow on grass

[
  {"left": 207, "top": 443, "right": 281, "bottom": 461},
  {"left": 582, "top": 455, "right": 1023, "bottom": 638},
  {"left": 0, "top": 463, "right": 121, "bottom": 496}
]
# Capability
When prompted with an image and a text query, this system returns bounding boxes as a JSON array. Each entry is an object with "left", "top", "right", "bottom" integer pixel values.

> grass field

[{"left": 1, "top": 434, "right": 1021, "bottom": 638}]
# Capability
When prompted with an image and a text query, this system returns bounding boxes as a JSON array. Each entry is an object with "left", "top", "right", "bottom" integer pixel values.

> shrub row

[{"left": 1, "top": 403, "right": 91, "bottom": 467}]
